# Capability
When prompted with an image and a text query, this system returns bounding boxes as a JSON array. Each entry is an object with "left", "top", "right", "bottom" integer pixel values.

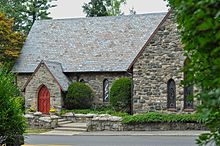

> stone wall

[
  {"left": 132, "top": 13, "right": 188, "bottom": 113},
  {"left": 67, "top": 72, "right": 130, "bottom": 105},
  {"left": 123, "top": 123, "right": 206, "bottom": 131},
  {"left": 16, "top": 69, "right": 130, "bottom": 112},
  {"left": 24, "top": 63, "right": 62, "bottom": 112},
  {"left": 86, "top": 114, "right": 206, "bottom": 131},
  {"left": 24, "top": 112, "right": 58, "bottom": 129}
]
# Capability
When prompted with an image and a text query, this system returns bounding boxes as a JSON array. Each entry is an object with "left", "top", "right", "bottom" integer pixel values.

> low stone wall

[
  {"left": 61, "top": 113, "right": 96, "bottom": 122},
  {"left": 26, "top": 112, "right": 206, "bottom": 131},
  {"left": 123, "top": 122, "right": 206, "bottom": 131},
  {"left": 85, "top": 114, "right": 206, "bottom": 131},
  {"left": 24, "top": 112, "right": 59, "bottom": 129},
  {"left": 88, "top": 114, "right": 123, "bottom": 131}
]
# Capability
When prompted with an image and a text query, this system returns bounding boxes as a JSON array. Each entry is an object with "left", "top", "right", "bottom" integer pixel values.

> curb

[{"left": 24, "top": 131, "right": 209, "bottom": 137}]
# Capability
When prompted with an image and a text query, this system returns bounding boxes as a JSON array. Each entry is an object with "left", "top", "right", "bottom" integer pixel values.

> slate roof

[
  {"left": 44, "top": 61, "right": 71, "bottom": 91},
  {"left": 12, "top": 12, "right": 167, "bottom": 73},
  {"left": 22, "top": 61, "right": 71, "bottom": 91}
]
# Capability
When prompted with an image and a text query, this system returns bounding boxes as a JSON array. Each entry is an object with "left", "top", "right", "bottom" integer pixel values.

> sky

[{"left": 49, "top": 0, "right": 169, "bottom": 19}]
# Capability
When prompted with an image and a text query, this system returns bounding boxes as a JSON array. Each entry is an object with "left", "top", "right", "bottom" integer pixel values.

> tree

[
  {"left": 25, "top": 0, "right": 57, "bottom": 32},
  {"left": 0, "top": 13, "right": 24, "bottom": 66},
  {"left": 0, "top": 0, "right": 56, "bottom": 33},
  {"left": 167, "top": 0, "right": 220, "bottom": 145},
  {"left": 0, "top": 0, "right": 27, "bottom": 32},
  {"left": 0, "top": 66, "right": 26, "bottom": 145},
  {"left": 82, "top": 0, "right": 126, "bottom": 17}
]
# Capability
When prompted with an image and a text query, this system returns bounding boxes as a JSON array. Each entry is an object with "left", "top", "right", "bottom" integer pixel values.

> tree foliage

[
  {"left": 82, "top": 0, "right": 126, "bottom": 17},
  {"left": 0, "top": 66, "right": 26, "bottom": 145},
  {"left": 0, "top": 0, "right": 56, "bottom": 33},
  {"left": 167, "top": 0, "right": 220, "bottom": 145},
  {"left": 25, "top": 0, "right": 57, "bottom": 32},
  {"left": 0, "top": 0, "right": 27, "bottom": 32},
  {"left": 0, "top": 13, "right": 24, "bottom": 65}
]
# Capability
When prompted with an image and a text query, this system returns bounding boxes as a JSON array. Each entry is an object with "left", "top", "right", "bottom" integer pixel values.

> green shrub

[
  {"left": 122, "top": 112, "right": 204, "bottom": 124},
  {"left": 15, "top": 96, "right": 25, "bottom": 113},
  {"left": 110, "top": 77, "right": 132, "bottom": 113},
  {"left": 0, "top": 66, "right": 26, "bottom": 145},
  {"left": 64, "top": 82, "right": 94, "bottom": 109}
]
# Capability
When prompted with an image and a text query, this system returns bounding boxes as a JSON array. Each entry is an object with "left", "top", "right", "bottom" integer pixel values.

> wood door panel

[{"left": 38, "top": 85, "right": 50, "bottom": 114}]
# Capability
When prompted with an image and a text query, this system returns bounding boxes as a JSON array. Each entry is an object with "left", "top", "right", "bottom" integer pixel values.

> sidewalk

[{"left": 38, "top": 130, "right": 209, "bottom": 136}]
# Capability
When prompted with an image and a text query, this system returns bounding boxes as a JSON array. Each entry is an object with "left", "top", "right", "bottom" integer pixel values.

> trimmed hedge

[
  {"left": 122, "top": 112, "right": 205, "bottom": 124},
  {"left": 110, "top": 77, "right": 132, "bottom": 113},
  {"left": 64, "top": 82, "right": 94, "bottom": 109}
]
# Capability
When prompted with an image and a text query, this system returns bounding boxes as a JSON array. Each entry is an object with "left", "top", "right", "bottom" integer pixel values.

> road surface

[{"left": 24, "top": 135, "right": 198, "bottom": 146}]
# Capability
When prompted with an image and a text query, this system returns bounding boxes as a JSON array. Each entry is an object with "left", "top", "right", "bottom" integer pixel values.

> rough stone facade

[
  {"left": 16, "top": 70, "right": 129, "bottom": 113},
  {"left": 15, "top": 12, "right": 196, "bottom": 114},
  {"left": 67, "top": 72, "right": 130, "bottom": 105},
  {"left": 23, "top": 63, "right": 62, "bottom": 112},
  {"left": 132, "top": 14, "right": 191, "bottom": 113}
]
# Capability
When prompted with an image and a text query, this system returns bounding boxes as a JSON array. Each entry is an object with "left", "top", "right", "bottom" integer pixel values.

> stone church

[{"left": 12, "top": 11, "right": 195, "bottom": 114}]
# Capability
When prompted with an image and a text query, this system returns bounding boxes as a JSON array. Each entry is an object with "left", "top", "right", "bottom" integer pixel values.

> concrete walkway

[{"left": 39, "top": 130, "right": 209, "bottom": 136}]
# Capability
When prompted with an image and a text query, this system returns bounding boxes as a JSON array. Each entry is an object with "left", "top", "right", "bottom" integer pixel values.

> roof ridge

[{"left": 35, "top": 11, "right": 168, "bottom": 22}]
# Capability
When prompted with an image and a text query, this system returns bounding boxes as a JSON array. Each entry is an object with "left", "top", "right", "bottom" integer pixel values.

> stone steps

[
  {"left": 60, "top": 123, "right": 87, "bottom": 128},
  {"left": 56, "top": 118, "right": 88, "bottom": 132},
  {"left": 58, "top": 120, "right": 72, "bottom": 125},
  {"left": 54, "top": 127, "right": 87, "bottom": 132},
  {"left": 58, "top": 118, "right": 67, "bottom": 122}
]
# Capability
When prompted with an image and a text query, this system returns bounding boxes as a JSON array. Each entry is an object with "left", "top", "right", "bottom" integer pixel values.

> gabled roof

[
  {"left": 44, "top": 61, "right": 71, "bottom": 91},
  {"left": 22, "top": 61, "right": 71, "bottom": 91},
  {"left": 128, "top": 11, "right": 172, "bottom": 70},
  {"left": 12, "top": 12, "right": 167, "bottom": 73}
]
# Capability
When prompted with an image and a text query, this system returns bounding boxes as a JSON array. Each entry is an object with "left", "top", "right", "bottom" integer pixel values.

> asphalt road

[{"left": 24, "top": 135, "right": 198, "bottom": 146}]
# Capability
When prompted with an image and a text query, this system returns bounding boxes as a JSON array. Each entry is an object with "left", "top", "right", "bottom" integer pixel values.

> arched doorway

[{"left": 38, "top": 85, "right": 50, "bottom": 114}]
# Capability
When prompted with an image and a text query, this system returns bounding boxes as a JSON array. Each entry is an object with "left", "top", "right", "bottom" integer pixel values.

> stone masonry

[
  {"left": 24, "top": 63, "right": 62, "bottom": 112},
  {"left": 67, "top": 72, "right": 130, "bottom": 105},
  {"left": 17, "top": 70, "right": 130, "bottom": 112},
  {"left": 14, "top": 12, "right": 197, "bottom": 114},
  {"left": 132, "top": 13, "right": 189, "bottom": 113}
]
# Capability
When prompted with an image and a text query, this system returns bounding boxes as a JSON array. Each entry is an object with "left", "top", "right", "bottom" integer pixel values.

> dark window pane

[
  {"left": 167, "top": 79, "right": 176, "bottom": 109},
  {"left": 103, "top": 79, "right": 109, "bottom": 102}
]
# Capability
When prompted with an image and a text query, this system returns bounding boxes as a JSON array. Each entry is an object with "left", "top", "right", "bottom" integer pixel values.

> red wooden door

[{"left": 38, "top": 85, "right": 50, "bottom": 114}]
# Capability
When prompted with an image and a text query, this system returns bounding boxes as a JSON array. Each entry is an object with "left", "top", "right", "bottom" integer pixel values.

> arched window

[
  {"left": 184, "top": 86, "right": 193, "bottom": 109},
  {"left": 184, "top": 58, "right": 194, "bottom": 109},
  {"left": 167, "top": 79, "right": 176, "bottom": 109},
  {"left": 103, "top": 79, "right": 109, "bottom": 102}
]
